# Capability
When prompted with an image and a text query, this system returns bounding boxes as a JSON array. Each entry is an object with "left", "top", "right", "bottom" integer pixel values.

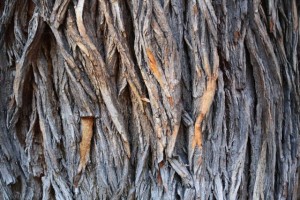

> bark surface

[{"left": 0, "top": 0, "right": 299, "bottom": 199}]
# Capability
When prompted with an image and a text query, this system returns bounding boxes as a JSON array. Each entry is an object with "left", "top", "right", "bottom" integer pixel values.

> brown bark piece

[{"left": 78, "top": 117, "right": 94, "bottom": 173}]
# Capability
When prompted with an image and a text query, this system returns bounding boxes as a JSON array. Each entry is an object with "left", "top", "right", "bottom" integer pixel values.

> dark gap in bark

[
  {"left": 127, "top": 120, "right": 136, "bottom": 185},
  {"left": 264, "top": 142, "right": 271, "bottom": 199},
  {"left": 27, "top": 0, "right": 35, "bottom": 23},
  {"left": 277, "top": 8, "right": 286, "bottom": 34},
  {"left": 182, "top": 0, "right": 188, "bottom": 25},
  {"left": 93, "top": 3, "right": 106, "bottom": 57},
  {"left": 49, "top": 183, "right": 56, "bottom": 199},
  {"left": 57, "top": 139, "right": 67, "bottom": 175},
  {"left": 87, "top": 117, "right": 96, "bottom": 174},
  {"left": 83, "top": 0, "right": 99, "bottom": 41},
  {"left": 224, "top": 95, "right": 230, "bottom": 150},
  {"left": 15, "top": 65, "right": 34, "bottom": 147},
  {"left": 118, "top": 82, "right": 133, "bottom": 149},
  {"left": 219, "top": 50, "right": 231, "bottom": 149},
  {"left": 244, "top": 44, "right": 257, "bottom": 121},
  {"left": 281, "top": 0, "right": 291, "bottom": 15},
  {"left": 3, "top": 18, "right": 15, "bottom": 55},
  {"left": 0, "top": 2, "right": 15, "bottom": 47},
  {"left": 245, "top": 41, "right": 261, "bottom": 199},
  {"left": 172, "top": 171, "right": 181, "bottom": 188},
  {"left": 175, "top": 189, "right": 181, "bottom": 200},
  {"left": 59, "top": 3, "right": 73, "bottom": 32},
  {"left": 260, "top": 0, "right": 268, "bottom": 16},
  {"left": 167, "top": 1, "right": 172, "bottom": 19},
  {"left": 216, "top": 2, "right": 225, "bottom": 54},
  {"left": 114, "top": 52, "right": 121, "bottom": 90},
  {"left": 181, "top": 35, "right": 193, "bottom": 113},
  {"left": 33, "top": 115, "right": 46, "bottom": 177},
  {"left": 0, "top": 1, "right": 4, "bottom": 14},
  {"left": 140, "top": 51, "right": 152, "bottom": 103},
  {"left": 211, "top": 87, "right": 219, "bottom": 133},
  {"left": 33, "top": 176, "right": 43, "bottom": 198},
  {"left": 148, "top": 141, "right": 154, "bottom": 170},
  {"left": 128, "top": 115, "right": 137, "bottom": 172},
  {"left": 42, "top": 25, "right": 58, "bottom": 98},
  {"left": 218, "top": 52, "right": 230, "bottom": 88},
  {"left": 174, "top": 123, "right": 188, "bottom": 164},
  {"left": 242, "top": 135, "right": 251, "bottom": 199},
  {"left": 123, "top": 0, "right": 135, "bottom": 57},
  {"left": 204, "top": 22, "right": 214, "bottom": 70},
  {"left": 10, "top": 176, "right": 22, "bottom": 199},
  {"left": 15, "top": 120, "right": 26, "bottom": 148},
  {"left": 120, "top": 2, "right": 142, "bottom": 101},
  {"left": 88, "top": 0, "right": 98, "bottom": 36},
  {"left": 64, "top": 77, "right": 76, "bottom": 112},
  {"left": 274, "top": 110, "right": 281, "bottom": 200}
]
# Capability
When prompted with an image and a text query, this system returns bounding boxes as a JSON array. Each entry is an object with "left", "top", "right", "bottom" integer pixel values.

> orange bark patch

[
  {"left": 78, "top": 117, "right": 94, "bottom": 173},
  {"left": 192, "top": 113, "right": 204, "bottom": 150},
  {"left": 192, "top": 75, "right": 217, "bottom": 149},
  {"left": 234, "top": 31, "right": 240, "bottom": 43},
  {"left": 157, "top": 161, "right": 164, "bottom": 185},
  {"left": 167, "top": 96, "right": 174, "bottom": 107},
  {"left": 269, "top": 20, "right": 274, "bottom": 33},
  {"left": 199, "top": 76, "right": 217, "bottom": 115},
  {"left": 159, "top": 161, "right": 164, "bottom": 168},
  {"left": 157, "top": 172, "right": 162, "bottom": 185},
  {"left": 146, "top": 49, "right": 163, "bottom": 85}
]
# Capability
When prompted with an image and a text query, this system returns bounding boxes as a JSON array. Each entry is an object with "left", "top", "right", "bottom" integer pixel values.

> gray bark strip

[{"left": 0, "top": 0, "right": 299, "bottom": 199}]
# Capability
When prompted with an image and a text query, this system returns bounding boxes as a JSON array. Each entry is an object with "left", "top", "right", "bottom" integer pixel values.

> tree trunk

[{"left": 0, "top": 0, "right": 299, "bottom": 199}]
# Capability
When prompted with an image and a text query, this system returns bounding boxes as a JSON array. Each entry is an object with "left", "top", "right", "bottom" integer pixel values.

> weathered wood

[{"left": 0, "top": 0, "right": 299, "bottom": 199}]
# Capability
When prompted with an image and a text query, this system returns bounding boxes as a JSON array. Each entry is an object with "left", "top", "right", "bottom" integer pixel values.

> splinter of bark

[
  {"left": 192, "top": 74, "right": 218, "bottom": 150},
  {"left": 77, "top": 116, "right": 94, "bottom": 174}
]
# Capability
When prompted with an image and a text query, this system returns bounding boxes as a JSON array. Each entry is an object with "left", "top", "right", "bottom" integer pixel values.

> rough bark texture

[{"left": 0, "top": 0, "right": 299, "bottom": 199}]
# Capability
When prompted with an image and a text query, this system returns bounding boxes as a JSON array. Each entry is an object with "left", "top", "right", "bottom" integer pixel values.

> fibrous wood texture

[{"left": 0, "top": 0, "right": 299, "bottom": 199}]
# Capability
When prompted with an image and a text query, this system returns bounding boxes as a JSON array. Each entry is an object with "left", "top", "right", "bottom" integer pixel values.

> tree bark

[{"left": 0, "top": 0, "right": 299, "bottom": 199}]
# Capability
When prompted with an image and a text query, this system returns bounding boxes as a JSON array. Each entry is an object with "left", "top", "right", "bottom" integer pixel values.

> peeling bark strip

[
  {"left": 78, "top": 117, "right": 94, "bottom": 174},
  {"left": 146, "top": 49, "right": 164, "bottom": 88},
  {"left": 193, "top": 73, "right": 218, "bottom": 150},
  {"left": 0, "top": 0, "right": 300, "bottom": 199}
]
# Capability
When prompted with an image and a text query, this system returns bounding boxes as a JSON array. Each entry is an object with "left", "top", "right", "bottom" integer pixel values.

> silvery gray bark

[{"left": 0, "top": 0, "right": 299, "bottom": 199}]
